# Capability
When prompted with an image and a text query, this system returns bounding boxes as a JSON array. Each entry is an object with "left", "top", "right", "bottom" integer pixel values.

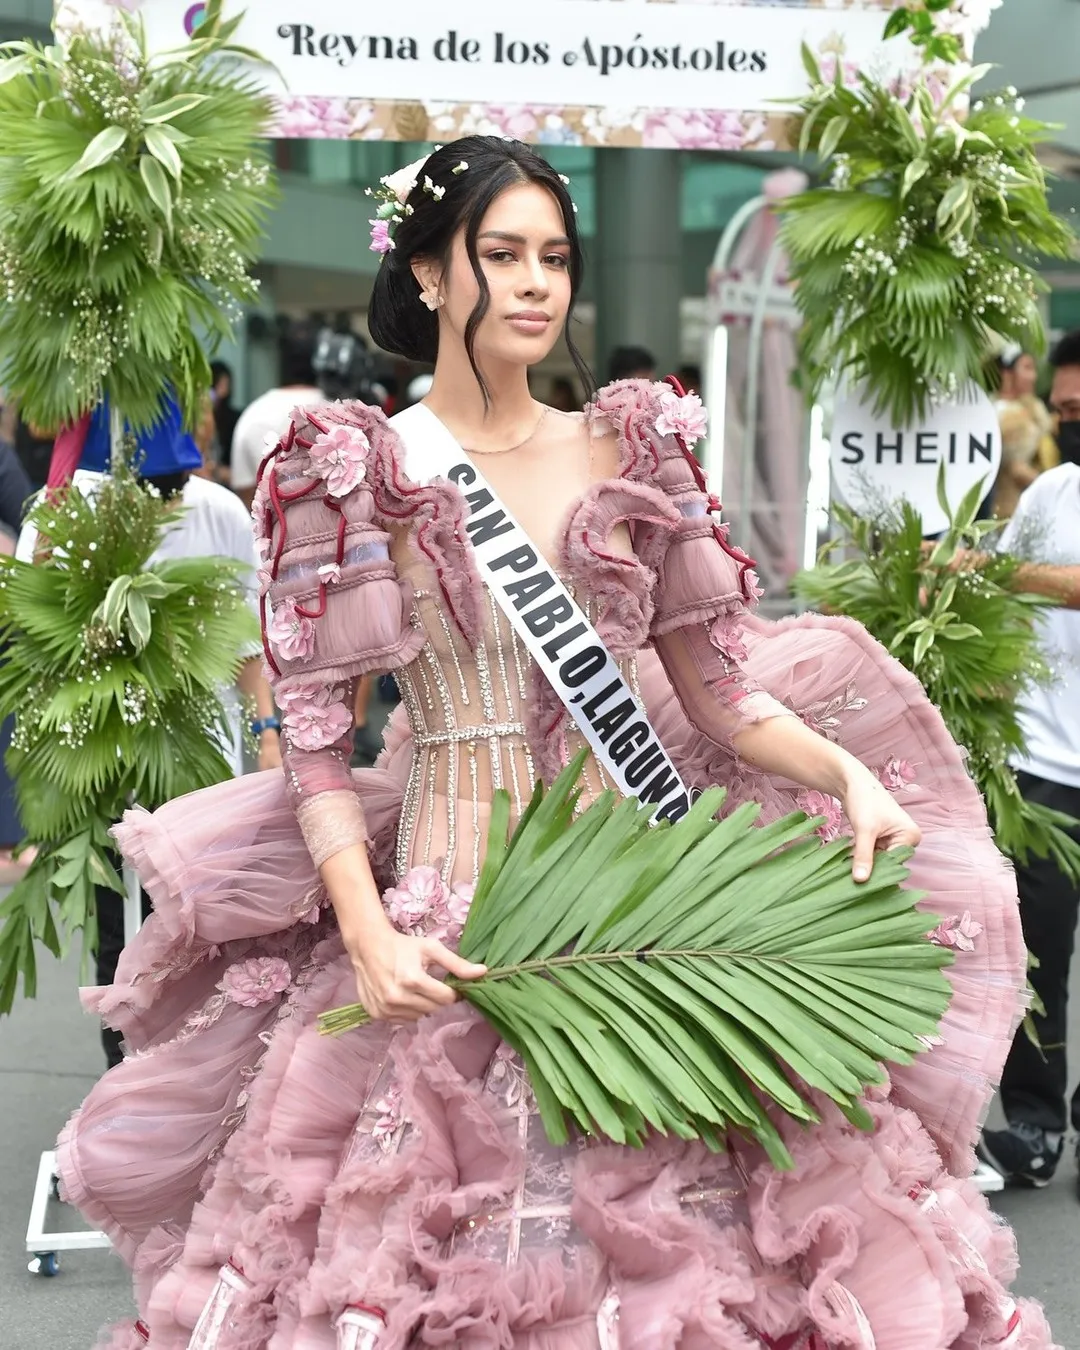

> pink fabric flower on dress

[
  {"left": 710, "top": 613, "right": 749, "bottom": 665},
  {"left": 268, "top": 598, "right": 315, "bottom": 663},
  {"left": 372, "top": 1085, "right": 404, "bottom": 1150},
  {"left": 278, "top": 682, "right": 353, "bottom": 751},
  {"left": 308, "top": 424, "right": 370, "bottom": 499},
  {"left": 369, "top": 219, "right": 395, "bottom": 255},
  {"left": 444, "top": 881, "right": 476, "bottom": 939},
  {"left": 218, "top": 957, "right": 291, "bottom": 1008},
  {"left": 796, "top": 790, "right": 845, "bottom": 844},
  {"left": 929, "top": 912, "right": 983, "bottom": 952},
  {"left": 655, "top": 390, "right": 709, "bottom": 446},
  {"left": 878, "top": 758, "right": 917, "bottom": 792},
  {"left": 384, "top": 866, "right": 450, "bottom": 933}
]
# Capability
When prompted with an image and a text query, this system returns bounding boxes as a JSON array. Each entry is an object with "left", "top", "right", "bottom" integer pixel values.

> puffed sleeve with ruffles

[
  {"left": 591, "top": 379, "right": 796, "bottom": 750},
  {"left": 255, "top": 400, "right": 425, "bottom": 868}
]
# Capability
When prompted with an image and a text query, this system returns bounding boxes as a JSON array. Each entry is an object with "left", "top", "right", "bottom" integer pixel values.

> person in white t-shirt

[
  {"left": 230, "top": 330, "right": 323, "bottom": 508},
  {"left": 978, "top": 330, "right": 1080, "bottom": 1195}
]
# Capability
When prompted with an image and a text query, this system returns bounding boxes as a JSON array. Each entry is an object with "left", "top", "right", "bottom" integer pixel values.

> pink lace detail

[
  {"left": 218, "top": 957, "right": 292, "bottom": 1008},
  {"left": 929, "top": 912, "right": 983, "bottom": 952},
  {"left": 485, "top": 1042, "right": 535, "bottom": 1111},
  {"left": 795, "top": 790, "right": 846, "bottom": 844},
  {"left": 371, "top": 1084, "right": 405, "bottom": 1153},
  {"left": 308, "top": 424, "right": 370, "bottom": 499},
  {"left": 798, "top": 682, "right": 869, "bottom": 741},
  {"left": 278, "top": 680, "right": 353, "bottom": 751},
  {"left": 268, "top": 597, "right": 316, "bottom": 663},
  {"left": 878, "top": 757, "right": 918, "bottom": 791}
]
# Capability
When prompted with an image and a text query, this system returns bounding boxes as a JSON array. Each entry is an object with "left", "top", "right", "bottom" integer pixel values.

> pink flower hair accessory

[
  {"left": 278, "top": 681, "right": 353, "bottom": 751},
  {"left": 366, "top": 151, "right": 461, "bottom": 255},
  {"left": 308, "top": 424, "right": 370, "bottom": 499},
  {"left": 219, "top": 957, "right": 292, "bottom": 1008},
  {"left": 655, "top": 389, "right": 709, "bottom": 447}
]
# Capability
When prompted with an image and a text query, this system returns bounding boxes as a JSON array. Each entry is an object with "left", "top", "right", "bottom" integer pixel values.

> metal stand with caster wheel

[
  {"left": 25, "top": 1149, "right": 111, "bottom": 1275},
  {"left": 23, "top": 866, "right": 140, "bottom": 1275}
]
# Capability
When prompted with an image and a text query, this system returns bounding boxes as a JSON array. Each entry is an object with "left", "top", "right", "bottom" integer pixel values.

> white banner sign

[
  {"left": 831, "top": 384, "right": 1001, "bottom": 537},
  {"left": 69, "top": 0, "right": 906, "bottom": 114}
]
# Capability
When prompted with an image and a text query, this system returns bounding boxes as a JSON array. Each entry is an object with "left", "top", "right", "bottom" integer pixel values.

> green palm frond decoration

[
  {"left": 320, "top": 751, "right": 952, "bottom": 1167},
  {"left": 793, "top": 471, "right": 1080, "bottom": 886},
  {"left": 778, "top": 49, "right": 1075, "bottom": 427},
  {"left": 0, "top": 1, "right": 276, "bottom": 432},
  {"left": 0, "top": 466, "right": 260, "bottom": 1014}
]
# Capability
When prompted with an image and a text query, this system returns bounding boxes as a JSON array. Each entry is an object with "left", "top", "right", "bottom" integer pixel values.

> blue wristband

[{"left": 251, "top": 715, "right": 281, "bottom": 736}]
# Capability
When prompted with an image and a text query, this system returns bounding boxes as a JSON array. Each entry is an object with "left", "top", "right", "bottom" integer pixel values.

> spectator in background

[
  {"left": 0, "top": 426, "right": 33, "bottom": 882},
  {"left": 547, "top": 375, "right": 578, "bottom": 412},
  {"left": 607, "top": 344, "right": 657, "bottom": 382},
  {"left": 991, "top": 400, "right": 1042, "bottom": 520},
  {"left": 977, "top": 329, "right": 1080, "bottom": 1194},
  {"left": 676, "top": 363, "right": 702, "bottom": 396},
  {"left": 11, "top": 410, "right": 54, "bottom": 493},
  {"left": 231, "top": 324, "right": 324, "bottom": 508},
  {"left": 209, "top": 360, "right": 240, "bottom": 477}
]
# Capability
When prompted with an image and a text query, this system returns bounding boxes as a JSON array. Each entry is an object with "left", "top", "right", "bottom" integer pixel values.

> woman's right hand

[{"left": 346, "top": 925, "right": 487, "bottom": 1024}]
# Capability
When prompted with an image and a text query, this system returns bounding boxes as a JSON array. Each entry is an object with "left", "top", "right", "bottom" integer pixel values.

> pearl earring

[{"left": 420, "top": 291, "right": 444, "bottom": 311}]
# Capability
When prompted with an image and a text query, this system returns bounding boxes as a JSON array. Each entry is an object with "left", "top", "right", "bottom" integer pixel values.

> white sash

[{"left": 389, "top": 403, "right": 690, "bottom": 823}]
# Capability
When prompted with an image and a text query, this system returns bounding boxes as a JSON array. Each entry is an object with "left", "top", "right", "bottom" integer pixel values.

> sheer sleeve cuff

[{"left": 296, "top": 790, "right": 370, "bottom": 870}]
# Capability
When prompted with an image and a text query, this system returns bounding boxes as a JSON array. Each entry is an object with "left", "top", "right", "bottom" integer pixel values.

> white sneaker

[{"left": 972, "top": 1158, "right": 1006, "bottom": 1194}]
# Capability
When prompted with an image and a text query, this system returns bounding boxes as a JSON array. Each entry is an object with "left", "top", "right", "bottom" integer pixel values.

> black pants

[
  {"left": 999, "top": 770, "right": 1080, "bottom": 1135},
  {"left": 95, "top": 865, "right": 151, "bottom": 1070}
]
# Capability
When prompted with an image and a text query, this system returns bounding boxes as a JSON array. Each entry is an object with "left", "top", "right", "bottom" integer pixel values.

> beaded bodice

[{"left": 391, "top": 559, "right": 642, "bottom": 888}]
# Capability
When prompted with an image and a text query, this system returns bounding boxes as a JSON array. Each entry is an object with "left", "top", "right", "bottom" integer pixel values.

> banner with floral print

[{"left": 60, "top": 0, "right": 996, "bottom": 150}]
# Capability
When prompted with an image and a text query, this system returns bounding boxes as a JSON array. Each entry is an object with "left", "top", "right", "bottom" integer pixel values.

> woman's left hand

[{"left": 841, "top": 771, "right": 921, "bottom": 883}]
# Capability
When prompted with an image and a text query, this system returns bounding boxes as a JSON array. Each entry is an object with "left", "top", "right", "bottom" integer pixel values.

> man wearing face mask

[{"left": 977, "top": 329, "right": 1080, "bottom": 1194}]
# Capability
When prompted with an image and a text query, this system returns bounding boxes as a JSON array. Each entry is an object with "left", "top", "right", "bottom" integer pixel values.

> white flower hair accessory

[{"left": 366, "top": 149, "right": 463, "bottom": 255}]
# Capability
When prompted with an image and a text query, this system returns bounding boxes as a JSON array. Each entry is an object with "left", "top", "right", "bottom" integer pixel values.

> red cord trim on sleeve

[
  {"left": 294, "top": 500, "right": 347, "bottom": 621},
  {"left": 376, "top": 436, "right": 475, "bottom": 638},
  {"left": 260, "top": 591, "right": 280, "bottom": 676},
  {"left": 663, "top": 374, "right": 760, "bottom": 605}
]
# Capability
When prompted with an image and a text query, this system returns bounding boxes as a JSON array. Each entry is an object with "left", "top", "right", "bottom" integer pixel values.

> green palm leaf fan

[{"left": 321, "top": 751, "right": 952, "bottom": 1169}]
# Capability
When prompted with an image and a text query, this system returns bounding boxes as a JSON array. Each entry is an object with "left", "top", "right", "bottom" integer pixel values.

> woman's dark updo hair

[{"left": 368, "top": 136, "right": 593, "bottom": 403}]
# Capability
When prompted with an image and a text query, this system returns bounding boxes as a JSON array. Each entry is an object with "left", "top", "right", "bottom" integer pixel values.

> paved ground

[{"left": 1, "top": 913, "right": 1077, "bottom": 1350}]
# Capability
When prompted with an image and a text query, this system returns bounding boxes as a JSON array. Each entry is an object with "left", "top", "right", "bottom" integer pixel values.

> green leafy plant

[
  {"left": 793, "top": 472, "right": 1080, "bottom": 886},
  {"left": 0, "top": 465, "right": 261, "bottom": 1014},
  {"left": 778, "top": 51, "right": 1075, "bottom": 427},
  {"left": 0, "top": 0, "right": 276, "bottom": 432},
  {"left": 321, "top": 752, "right": 952, "bottom": 1167},
  {"left": 883, "top": 0, "right": 969, "bottom": 67}
]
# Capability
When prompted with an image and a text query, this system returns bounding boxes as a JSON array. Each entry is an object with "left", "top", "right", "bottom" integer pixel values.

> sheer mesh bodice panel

[
  {"left": 387, "top": 408, "right": 643, "bottom": 888},
  {"left": 390, "top": 558, "right": 642, "bottom": 889}
]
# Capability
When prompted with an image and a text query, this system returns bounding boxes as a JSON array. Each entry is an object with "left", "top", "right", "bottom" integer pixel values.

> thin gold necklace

[{"left": 465, "top": 404, "right": 549, "bottom": 456}]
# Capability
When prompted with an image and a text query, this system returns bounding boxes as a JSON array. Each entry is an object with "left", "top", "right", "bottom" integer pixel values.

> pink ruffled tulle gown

[{"left": 57, "top": 383, "right": 1054, "bottom": 1350}]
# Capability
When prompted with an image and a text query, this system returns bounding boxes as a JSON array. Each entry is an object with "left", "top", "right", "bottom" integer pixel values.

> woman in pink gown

[{"left": 59, "top": 136, "right": 1052, "bottom": 1349}]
